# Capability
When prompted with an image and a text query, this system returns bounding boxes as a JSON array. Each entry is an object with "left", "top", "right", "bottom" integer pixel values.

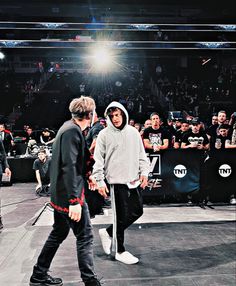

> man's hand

[
  {"left": 98, "top": 185, "right": 109, "bottom": 198},
  {"left": 153, "top": 145, "right": 160, "bottom": 152},
  {"left": 88, "top": 175, "right": 97, "bottom": 191},
  {"left": 69, "top": 204, "right": 82, "bottom": 222},
  {"left": 5, "top": 167, "right": 11, "bottom": 177},
  {"left": 36, "top": 183, "right": 42, "bottom": 190},
  {"left": 139, "top": 175, "right": 148, "bottom": 189},
  {"left": 197, "top": 144, "right": 204, "bottom": 150}
]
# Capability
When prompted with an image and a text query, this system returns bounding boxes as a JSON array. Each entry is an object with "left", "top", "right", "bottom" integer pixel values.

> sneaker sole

[
  {"left": 99, "top": 229, "right": 111, "bottom": 255},
  {"left": 115, "top": 256, "right": 139, "bottom": 265},
  {"left": 29, "top": 282, "right": 63, "bottom": 286}
]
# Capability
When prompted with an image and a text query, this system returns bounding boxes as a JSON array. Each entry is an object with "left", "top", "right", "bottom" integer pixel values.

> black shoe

[
  {"left": 85, "top": 278, "right": 102, "bottom": 286},
  {"left": 29, "top": 274, "right": 63, "bottom": 286}
]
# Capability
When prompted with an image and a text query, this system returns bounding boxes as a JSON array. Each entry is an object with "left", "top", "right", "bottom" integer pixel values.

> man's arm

[
  {"left": 138, "top": 135, "right": 149, "bottom": 189},
  {"left": 92, "top": 132, "right": 109, "bottom": 198},
  {"left": 35, "top": 169, "right": 42, "bottom": 188},
  {"left": 143, "top": 138, "right": 153, "bottom": 150},
  {"left": 225, "top": 139, "right": 236, "bottom": 149}
]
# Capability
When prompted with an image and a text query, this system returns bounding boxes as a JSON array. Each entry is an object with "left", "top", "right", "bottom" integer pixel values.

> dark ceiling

[{"left": 0, "top": 0, "right": 235, "bottom": 65}]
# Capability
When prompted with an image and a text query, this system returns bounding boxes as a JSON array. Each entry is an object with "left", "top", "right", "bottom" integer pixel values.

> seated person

[
  {"left": 39, "top": 128, "right": 55, "bottom": 147},
  {"left": 25, "top": 139, "right": 39, "bottom": 156},
  {"left": 33, "top": 148, "right": 51, "bottom": 195},
  {"left": 24, "top": 126, "right": 38, "bottom": 143},
  {"left": 0, "top": 123, "right": 14, "bottom": 155}
]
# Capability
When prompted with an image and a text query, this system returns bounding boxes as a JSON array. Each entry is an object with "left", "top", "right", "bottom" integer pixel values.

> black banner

[
  {"left": 206, "top": 150, "right": 236, "bottom": 201},
  {"left": 144, "top": 149, "right": 204, "bottom": 196}
]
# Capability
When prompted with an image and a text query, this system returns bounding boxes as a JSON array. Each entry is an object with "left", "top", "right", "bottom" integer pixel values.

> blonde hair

[{"left": 69, "top": 96, "right": 95, "bottom": 120}]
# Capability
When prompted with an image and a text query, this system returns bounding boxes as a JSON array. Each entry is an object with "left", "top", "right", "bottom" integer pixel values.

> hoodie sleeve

[
  {"left": 138, "top": 134, "right": 150, "bottom": 177},
  {"left": 92, "top": 131, "right": 106, "bottom": 187}
]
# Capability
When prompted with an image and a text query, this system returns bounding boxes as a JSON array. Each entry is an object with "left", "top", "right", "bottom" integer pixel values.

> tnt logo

[
  {"left": 173, "top": 164, "right": 187, "bottom": 178},
  {"left": 219, "top": 164, "right": 232, "bottom": 177}
]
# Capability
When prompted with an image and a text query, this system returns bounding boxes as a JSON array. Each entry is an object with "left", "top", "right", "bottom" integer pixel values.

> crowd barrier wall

[
  {"left": 144, "top": 149, "right": 236, "bottom": 202},
  {"left": 5, "top": 149, "right": 236, "bottom": 202}
]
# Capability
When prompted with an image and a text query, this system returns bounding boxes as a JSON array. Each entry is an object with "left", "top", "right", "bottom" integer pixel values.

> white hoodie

[{"left": 92, "top": 102, "right": 150, "bottom": 187}]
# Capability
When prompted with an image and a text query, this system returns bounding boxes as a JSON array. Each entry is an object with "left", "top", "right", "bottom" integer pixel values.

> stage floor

[{"left": 0, "top": 183, "right": 235, "bottom": 286}]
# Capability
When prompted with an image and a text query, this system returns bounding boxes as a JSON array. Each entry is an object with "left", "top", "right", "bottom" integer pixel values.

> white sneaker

[
  {"left": 230, "top": 198, "right": 236, "bottom": 205},
  {"left": 99, "top": 228, "right": 111, "bottom": 255},
  {"left": 115, "top": 251, "right": 139, "bottom": 265}
]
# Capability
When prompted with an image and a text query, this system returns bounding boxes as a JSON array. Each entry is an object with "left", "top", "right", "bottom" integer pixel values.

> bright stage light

[
  {"left": 0, "top": 51, "right": 5, "bottom": 60},
  {"left": 91, "top": 46, "right": 114, "bottom": 71}
]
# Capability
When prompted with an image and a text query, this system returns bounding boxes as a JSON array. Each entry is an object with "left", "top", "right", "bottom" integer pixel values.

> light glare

[{"left": 0, "top": 52, "right": 5, "bottom": 59}]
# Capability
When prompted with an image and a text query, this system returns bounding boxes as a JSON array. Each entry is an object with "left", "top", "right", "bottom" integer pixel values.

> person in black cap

[
  {"left": 181, "top": 119, "right": 209, "bottom": 150},
  {"left": 173, "top": 119, "right": 190, "bottom": 149},
  {"left": 210, "top": 124, "right": 231, "bottom": 151},
  {"left": 181, "top": 119, "right": 209, "bottom": 205}
]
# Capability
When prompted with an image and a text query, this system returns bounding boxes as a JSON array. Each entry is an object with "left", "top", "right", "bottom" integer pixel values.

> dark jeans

[
  {"left": 33, "top": 203, "right": 96, "bottom": 283},
  {"left": 106, "top": 184, "right": 143, "bottom": 253}
]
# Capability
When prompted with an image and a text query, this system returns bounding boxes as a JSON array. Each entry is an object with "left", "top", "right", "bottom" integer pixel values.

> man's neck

[
  {"left": 72, "top": 118, "right": 88, "bottom": 131},
  {"left": 152, "top": 125, "right": 160, "bottom": 130}
]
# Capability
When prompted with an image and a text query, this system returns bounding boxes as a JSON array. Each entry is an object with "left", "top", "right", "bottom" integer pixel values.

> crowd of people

[
  {"left": 1, "top": 104, "right": 236, "bottom": 209},
  {"left": 0, "top": 95, "right": 235, "bottom": 286}
]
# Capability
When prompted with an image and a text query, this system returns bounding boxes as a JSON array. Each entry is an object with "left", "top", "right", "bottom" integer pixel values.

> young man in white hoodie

[{"left": 92, "top": 102, "right": 149, "bottom": 265}]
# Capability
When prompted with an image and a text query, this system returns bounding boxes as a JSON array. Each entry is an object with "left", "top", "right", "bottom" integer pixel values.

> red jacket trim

[
  {"left": 69, "top": 188, "right": 85, "bottom": 206},
  {"left": 50, "top": 202, "right": 69, "bottom": 213},
  {"left": 50, "top": 189, "right": 85, "bottom": 213}
]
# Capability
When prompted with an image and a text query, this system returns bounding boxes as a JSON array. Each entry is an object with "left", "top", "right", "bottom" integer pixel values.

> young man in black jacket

[{"left": 29, "top": 96, "right": 102, "bottom": 286}]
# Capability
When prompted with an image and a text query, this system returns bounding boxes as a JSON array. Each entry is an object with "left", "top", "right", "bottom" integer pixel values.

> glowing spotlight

[
  {"left": 0, "top": 51, "right": 5, "bottom": 60},
  {"left": 91, "top": 46, "right": 113, "bottom": 71}
]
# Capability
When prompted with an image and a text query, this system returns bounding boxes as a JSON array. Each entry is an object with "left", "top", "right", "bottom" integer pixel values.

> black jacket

[
  {"left": 0, "top": 131, "right": 13, "bottom": 154},
  {"left": 0, "top": 139, "right": 9, "bottom": 171},
  {"left": 50, "top": 120, "right": 86, "bottom": 213}
]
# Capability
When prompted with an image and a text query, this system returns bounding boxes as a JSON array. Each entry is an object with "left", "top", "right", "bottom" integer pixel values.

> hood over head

[{"left": 104, "top": 101, "right": 129, "bottom": 130}]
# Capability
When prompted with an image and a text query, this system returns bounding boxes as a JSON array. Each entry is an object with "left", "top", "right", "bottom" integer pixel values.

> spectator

[
  {"left": 129, "top": 119, "right": 135, "bottom": 126},
  {"left": 86, "top": 112, "right": 104, "bottom": 155},
  {"left": 0, "top": 123, "right": 14, "bottom": 155},
  {"left": 99, "top": 117, "right": 107, "bottom": 128},
  {"left": 225, "top": 122, "right": 236, "bottom": 149},
  {"left": 134, "top": 122, "right": 142, "bottom": 132},
  {"left": 143, "top": 119, "right": 152, "bottom": 129},
  {"left": 181, "top": 119, "right": 209, "bottom": 150},
  {"left": 24, "top": 126, "right": 38, "bottom": 143},
  {"left": 211, "top": 114, "right": 218, "bottom": 126},
  {"left": 85, "top": 111, "right": 106, "bottom": 218},
  {"left": 33, "top": 148, "right": 51, "bottom": 196},
  {"left": 143, "top": 112, "right": 169, "bottom": 154},
  {"left": 174, "top": 120, "right": 190, "bottom": 149},
  {"left": 211, "top": 124, "right": 231, "bottom": 151},
  {"left": 140, "top": 119, "right": 151, "bottom": 138},
  {"left": 39, "top": 128, "right": 56, "bottom": 147},
  {"left": 0, "top": 139, "right": 11, "bottom": 230}
]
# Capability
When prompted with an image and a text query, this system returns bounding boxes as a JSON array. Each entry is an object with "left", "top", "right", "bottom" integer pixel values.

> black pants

[
  {"left": 33, "top": 203, "right": 97, "bottom": 283},
  {"left": 106, "top": 184, "right": 143, "bottom": 253}
]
